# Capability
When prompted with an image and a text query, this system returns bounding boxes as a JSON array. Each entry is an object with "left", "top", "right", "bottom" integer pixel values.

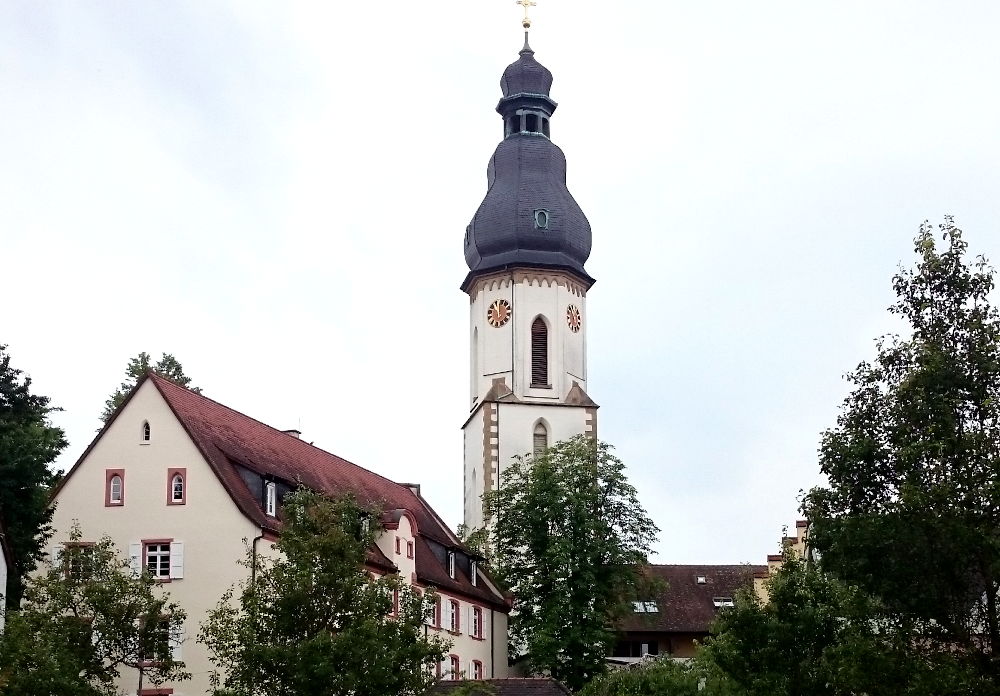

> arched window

[
  {"left": 533, "top": 422, "right": 548, "bottom": 457},
  {"left": 141, "top": 421, "right": 151, "bottom": 443},
  {"left": 531, "top": 317, "right": 549, "bottom": 386},
  {"left": 109, "top": 475, "right": 122, "bottom": 504},
  {"left": 171, "top": 474, "right": 184, "bottom": 502}
]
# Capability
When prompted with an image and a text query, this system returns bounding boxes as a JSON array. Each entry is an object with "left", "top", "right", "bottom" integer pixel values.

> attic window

[
  {"left": 448, "top": 551, "right": 456, "bottom": 579},
  {"left": 696, "top": 575, "right": 707, "bottom": 584},
  {"left": 632, "top": 601, "right": 658, "bottom": 613},
  {"left": 713, "top": 597, "right": 735, "bottom": 608},
  {"left": 470, "top": 560, "right": 478, "bottom": 586},
  {"left": 141, "top": 421, "right": 151, "bottom": 443},
  {"left": 265, "top": 482, "right": 277, "bottom": 517}
]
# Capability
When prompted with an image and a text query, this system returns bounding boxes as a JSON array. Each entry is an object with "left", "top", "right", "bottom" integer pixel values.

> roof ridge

[{"left": 149, "top": 374, "right": 417, "bottom": 497}]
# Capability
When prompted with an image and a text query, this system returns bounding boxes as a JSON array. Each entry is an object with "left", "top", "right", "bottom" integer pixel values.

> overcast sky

[{"left": 3, "top": 1, "right": 999, "bottom": 565}]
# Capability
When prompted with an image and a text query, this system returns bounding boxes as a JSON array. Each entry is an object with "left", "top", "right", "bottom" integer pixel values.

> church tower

[{"left": 462, "top": 33, "right": 598, "bottom": 531}]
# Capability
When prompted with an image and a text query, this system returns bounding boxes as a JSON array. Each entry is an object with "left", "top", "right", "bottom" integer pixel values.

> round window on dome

[{"left": 533, "top": 209, "right": 550, "bottom": 230}]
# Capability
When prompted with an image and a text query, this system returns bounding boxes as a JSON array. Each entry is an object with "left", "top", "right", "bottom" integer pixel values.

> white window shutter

[
  {"left": 49, "top": 545, "right": 63, "bottom": 569},
  {"left": 460, "top": 603, "right": 467, "bottom": 634},
  {"left": 170, "top": 542, "right": 184, "bottom": 579},
  {"left": 128, "top": 543, "right": 141, "bottom": 576},
  {"left": 169, "top": 621, "right": 184, "bottom": 661}
]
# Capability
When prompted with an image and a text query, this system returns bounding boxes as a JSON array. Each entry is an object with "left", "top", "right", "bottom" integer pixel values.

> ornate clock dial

[
  {"left": 566, "top": 304, "right": 582, "bottom": 333},
  {"left": 487, "top": 299, "right": 512, "bottom": 328}
]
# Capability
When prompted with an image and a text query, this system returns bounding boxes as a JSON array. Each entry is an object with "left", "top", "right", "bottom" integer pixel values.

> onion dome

[{"left": 462, "top": 37, "right": 594, "bottom": 291}]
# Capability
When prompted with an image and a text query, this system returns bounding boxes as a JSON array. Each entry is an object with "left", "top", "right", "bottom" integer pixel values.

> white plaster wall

[
  {"left": 463, "top": 408, "right": 487, "bottom": 530},
  {"left": 0, "top": 544, "right": 7, "bottom": 632},
  {"left": 429, "top": 588, "right": 508, "bottom": 679},
  {"left": 49, "top": 379, "right": 263, "bottom": 696},
  {"left": 469, "top": 273, "right": 588, "bottom": 406},
  {"left": 495, "top": 402, "right": 591, "bottom": 486}
]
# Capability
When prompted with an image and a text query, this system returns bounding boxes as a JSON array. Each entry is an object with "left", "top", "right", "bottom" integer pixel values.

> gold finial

[{"left": 516, "top": 0, "right": 536, "bottom": 30}]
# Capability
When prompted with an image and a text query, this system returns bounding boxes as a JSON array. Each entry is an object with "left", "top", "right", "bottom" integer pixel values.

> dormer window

[
  {"left": 470, "top": 560, "right": 478, "bottom": 586},
  {"left": 265, "top": 482, "right": 277, "bottom": 517},
  {"left": 448, "top": 551, "right": 456, "bottom": 579},
  {"left": 713, "top": 597, "right": 735, "bottom": 608},
  {"left": 141, "top": 421, "right": 151, "bottom": 443},
  {"left": 696, "top": 575, "right": 707, "bottom": 584}
]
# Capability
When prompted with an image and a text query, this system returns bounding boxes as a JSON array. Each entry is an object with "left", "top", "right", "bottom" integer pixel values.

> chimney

[{"left": 283, "top": 429, "right": 302, "bottom": 439}]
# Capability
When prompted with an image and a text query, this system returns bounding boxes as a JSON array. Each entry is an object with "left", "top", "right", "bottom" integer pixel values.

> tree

[
  {"left": 100, "top": 352, "right": 199, "bottom": 424},
  {"left": 483, "top": 436, "right": 659, "bottom": 692},
  {"left": 578, "top": 656, "right": 737, "bottom": 696},
  {"left": 0, "top": 524, "right": 190, "bottom": 695},
  {"left": 198, "top": 488, "right": 450, "bottom": 696},
  {"left": 802, "top": 219, "right": 1000, "bottom": 689},
  {"left": 0, "top": 343, "right": 66, "bottom": 608}
]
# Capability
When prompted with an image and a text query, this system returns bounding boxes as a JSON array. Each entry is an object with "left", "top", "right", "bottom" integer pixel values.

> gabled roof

[
  {"left": 430, "top": 678, "right": 572, "bottom": 696},
  {"left": 56, "top": 372, "right": 505, "bottom": 609},
  {"left": 619, "top": 564, "right": 765, "bottom": 634}
]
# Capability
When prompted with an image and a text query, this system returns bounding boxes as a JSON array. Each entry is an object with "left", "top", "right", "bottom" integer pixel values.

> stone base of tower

[{"left": 462, "top": 398, "right": 597, "bottom": 532}]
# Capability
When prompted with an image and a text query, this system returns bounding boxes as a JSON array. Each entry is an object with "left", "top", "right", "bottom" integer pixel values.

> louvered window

[
  {"left": 531, "top": 317, "right": 548, "bottom": 386},
  {"left": 533, "top": 422, "right": 548, "bottom": 457}
]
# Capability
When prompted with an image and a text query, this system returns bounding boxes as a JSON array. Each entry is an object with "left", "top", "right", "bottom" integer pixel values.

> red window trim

[
  {"left": 166, "top": 468, "right": 186, "bottom": 505},
  {"left": 105, "top": 469, "right": 125, "bottom": 507},
  {"left": 392, "top": 588, "right": 399, "bottom": 616},
  {"left": 142, "top": 538, "right": 174, "bottom": 583},
  {"left": 395, "top": 536, "right": 401, "bottom": 555},
  {"left": 406, "top": 540, "right": 414, "bottom": 559},
  {"left": 434, "top": 596, "right": 442, "bottom": 628},
  {"left": 449, "top": 654, "right": 460, "bottom": 680},
  {"left": 449, "top": 599, "right": 460, "bottom": 633},
  {"left": 472, "top": 659, "right": 484, "bottom": 680},
  {"left": 472, "top": 606, "right": 484, "bottom": 639}
]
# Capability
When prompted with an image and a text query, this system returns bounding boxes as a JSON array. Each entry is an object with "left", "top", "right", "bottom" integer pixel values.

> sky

[{"left": 3, "top": 1, "right": 999, "bottom": 565}]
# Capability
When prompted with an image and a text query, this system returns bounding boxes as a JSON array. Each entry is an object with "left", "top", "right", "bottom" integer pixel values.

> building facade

[
  {"left": 49, "top": 373, "right": 509, "bottom": 695},
  {"left": 462, "top": 36, "right": 599, "bottom": 531}
]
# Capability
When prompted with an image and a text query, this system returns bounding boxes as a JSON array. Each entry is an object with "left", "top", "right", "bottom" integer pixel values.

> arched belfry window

[
  {"left": 533, "top": 422, "right": 548, "bottom": 457},
  {"left": 531, "top": 317, "right": 549, "bottom": 387}
]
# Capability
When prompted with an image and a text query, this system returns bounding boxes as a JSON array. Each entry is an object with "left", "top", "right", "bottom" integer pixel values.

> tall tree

[
  {"left": 483, "top": 436, "right": 659, "bottom": 692},
  {"left": 0, "top": 525, "right": 190, "bottom": 695},
  {"left": 803, "top": 218, "right": 1000, "bottom": 690},
  {"left": 100, "top": 352, "right": 199, "bottom": 424},
  {"left": 198, "top": 488, "right": 449, "bottom": 696},
  {"left": 0, "top": 344, "right": 66, "bottom": 608}
]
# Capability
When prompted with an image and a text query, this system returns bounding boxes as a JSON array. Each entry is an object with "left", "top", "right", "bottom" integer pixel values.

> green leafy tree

[
  {"left": 100, "top": 352, "right": 199, "bottom": 424},
  {"left": 803, "top": 218, "right": 1000, "bottom": 690},
  {"left": 0, "top": 524, "right": 190, "bottom": 695},
  {"left": 0, "top": 343, "right": 66, "bottom": 608},
  {"left": 578, "top": 656, "right": 737, "bottom": 696},
  {"left": 483, "top": 436, "right": 659, "bottom": 691},
  {"left": 198, "top": 488, "right": 450, "bottom": 696}
]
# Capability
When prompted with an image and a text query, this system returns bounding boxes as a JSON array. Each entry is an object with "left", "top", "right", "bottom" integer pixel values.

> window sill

[
  {"left": 470, "top": 635, "right": 486, "bottom": 642},
  {"left": 529, "top": 383, "right": 552, "bottom": 389},
  {"left": 139, "top": 442, "right": 151, "bottom": 446},
  {"left": 446, "top": 629, "right": 461, "bottom": 636},
  {"left": 152, "top": 577, "right": 172, "bottom": 584}
]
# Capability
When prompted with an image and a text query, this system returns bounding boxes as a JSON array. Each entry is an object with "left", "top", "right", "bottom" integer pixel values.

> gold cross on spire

[{"left": 516, "top": 0, "right": 536, "bottom": 29}]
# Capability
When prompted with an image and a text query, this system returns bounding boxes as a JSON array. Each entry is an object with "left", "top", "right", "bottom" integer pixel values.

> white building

[
  {"left": 0, "top": 518, "right": 11, "bottom": 633},
  {"left": 461, "top": 35, "right": 599, "bottom": 532},
  {"left": 49, "top": 373, "right": 509, "bottom": 695}
]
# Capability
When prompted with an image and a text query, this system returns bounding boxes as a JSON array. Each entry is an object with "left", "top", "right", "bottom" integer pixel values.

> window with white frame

[
  {"left": 449, "top": 599, "right": 460, "bottom": 632},
  {"left": 470, "top": 559, "right": 478, "bottom": 586},
  {"left": 109, "top": 476, "right": 122, "bottom": 503},
  {"left": 133, "top": 540, "right": 184, "bottom": 580},
  {"left": 448, "top": 551, "right": 455, "bottom": 579},
  {"left": 713, "top": 596, "right": 734, "bottom": 608},
  {"left": 167, "top": 468, "right": 186, "bottom": 505},
  {"left": 105, "top": 469, "right": 125, "bottom": 506},
  {"left": 472, "top": 606, "right": 483, "bottom": 638},
  {"left": 632, "top": 601, "right": 659, "bottom": 613},
  {"left": 473, "top": 660, "right": 483, "bottom": 680},
  {"left": 146, "top": 543, "right": 171, "bottom": 579},
  {"left": 265, "top": 481, "right": 277, "bottom": 517},
  {"left": 449, "top": 654, "right": 460, "bottom": 680}
]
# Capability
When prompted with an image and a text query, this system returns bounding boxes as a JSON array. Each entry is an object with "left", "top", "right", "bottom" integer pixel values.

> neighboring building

[
  {"left": 613, "top": 564, "right": 766, "bottom": 662},
  {"left": 461, "top": 33, "right": 599, "bottom": 532},
  {"left": 0, "top": 516, "right": 11, "bottom": 632},
  {"left": 431, "top": 677, "right": 572, "bottom": 696},
  {"left": 754, "top": 519, "right": 810, "bottom": 601},
  {"left": 48, "top": 373, "right": 509, "bottom": 695}
]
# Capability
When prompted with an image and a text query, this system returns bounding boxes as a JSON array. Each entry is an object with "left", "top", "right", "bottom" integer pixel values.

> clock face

[
  {"left": 566, "top": 304, "right": 582, "bottom": 333},
  {"left": 487, "top": 299, "right": 512, "bottom": 328}
]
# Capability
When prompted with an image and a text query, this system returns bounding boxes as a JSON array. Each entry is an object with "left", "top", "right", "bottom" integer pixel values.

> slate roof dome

[
  {"left": 462, "top": 37, "right": 594, "bottom": 291},
  {"left": 501, "top": 39, "right": 553, "bottom": 97}
]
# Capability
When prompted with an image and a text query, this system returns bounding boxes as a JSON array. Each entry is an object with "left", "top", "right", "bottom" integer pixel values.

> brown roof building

[
  {"left": 614, "top": 564, "right": 765, "bottom": 661},
  {"left": 430, "top": 678, "right": 572, "bottom": 696}
]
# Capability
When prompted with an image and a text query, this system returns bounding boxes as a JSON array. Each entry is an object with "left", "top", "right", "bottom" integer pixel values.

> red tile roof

[
  {"left": 618, "top": 564, "right": 764, "bottom": 634},
  {"left": 430, "top": 679, "right": 571, "bottom": 695}
]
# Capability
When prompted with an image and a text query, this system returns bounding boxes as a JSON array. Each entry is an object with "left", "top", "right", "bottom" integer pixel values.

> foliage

[
  {"left": 0, "top": 343, "right": 67, "bottom": 608},
  {"left": 100, "top": 351, "right": 199, "bottom": 424},
  {"left": 456, "top": 523, "right": 490, "bottom": 562},
  {"left": 803, "top": 218, "right": 1000, "bottom": 689},
  {"left": 578, "top": 656, "right": 738, "bottom": 696},
  {"left": 484, "top": 436, "right": 659, "bottom": 692},
  {"left": 0, "top": 523, "right": 190, "bottom": 695},
  {"left": 198, "top": 488, "right": 450, "bottom": 696}
]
